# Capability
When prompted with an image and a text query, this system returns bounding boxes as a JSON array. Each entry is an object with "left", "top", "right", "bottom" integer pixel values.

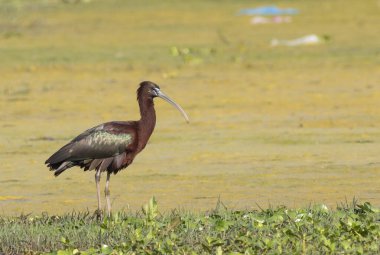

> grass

[{"left": 0, "top": 198, "right": 379, "bottom": 254}]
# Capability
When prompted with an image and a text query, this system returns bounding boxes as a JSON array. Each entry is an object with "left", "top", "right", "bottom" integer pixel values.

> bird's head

[
  {"left": 138, "top": 81, "right": 161, "bottom": 98},
  {"left": 138, "top": 81, "right": 189, "bottom": 122}
]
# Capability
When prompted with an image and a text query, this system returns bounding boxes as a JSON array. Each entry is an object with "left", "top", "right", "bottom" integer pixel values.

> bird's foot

[{"left": 94, "top": 209, "right": 103, "bottom": 221}]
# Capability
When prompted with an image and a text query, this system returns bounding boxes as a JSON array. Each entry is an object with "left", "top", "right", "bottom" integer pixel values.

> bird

[{"left": 45, "top": 81, "right": 189, "bottom": 218}]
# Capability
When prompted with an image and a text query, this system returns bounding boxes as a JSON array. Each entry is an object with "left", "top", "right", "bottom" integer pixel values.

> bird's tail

[
  {"left": 46, "top": 161, "right": 75, "bottom": 176},
  {"left": 46, "top": 143, "right": 76, "bottom": 176},
  {"left": 53, "top": 161, "right": 75, "bottom": 176}
]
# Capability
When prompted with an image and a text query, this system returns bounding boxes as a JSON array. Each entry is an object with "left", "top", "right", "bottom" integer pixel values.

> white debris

[
  {"left": 251, "top": 16, "right": 292, "bottom": 25},
  {"left": 271, "top": 34, "right": 322, "bottom": 47}
]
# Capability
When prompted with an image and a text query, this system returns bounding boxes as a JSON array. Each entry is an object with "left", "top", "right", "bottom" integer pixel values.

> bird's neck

[{"left": 137, "top": 97, "right": 156, "bottom": 151}]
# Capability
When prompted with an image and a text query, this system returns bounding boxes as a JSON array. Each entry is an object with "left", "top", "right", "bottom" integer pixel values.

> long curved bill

[{"left": 157, "top": 90, "right": 189, "bottom": 123}]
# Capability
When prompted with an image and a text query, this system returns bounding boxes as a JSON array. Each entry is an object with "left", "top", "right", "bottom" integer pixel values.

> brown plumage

[{"left": 45, "top": 81, "right": 189, "bottom": 218}]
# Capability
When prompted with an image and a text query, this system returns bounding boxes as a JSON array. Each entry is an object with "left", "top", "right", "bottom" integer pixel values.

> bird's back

[{"left": 46, "top": 121, "right": 139, "bottom": 176}]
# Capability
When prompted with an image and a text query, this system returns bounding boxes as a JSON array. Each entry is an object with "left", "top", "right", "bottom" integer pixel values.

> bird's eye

[{"left": 152, "top": 87, "right": 160, "bottom": 95}]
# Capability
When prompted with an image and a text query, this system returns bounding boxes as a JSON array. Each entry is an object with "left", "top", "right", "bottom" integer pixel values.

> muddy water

[
  {"left": 1, "top": 66, "right": 379, "bottom": 215},
  {"left": 1, "top": 1, "right": 380, "bottom": 214}
]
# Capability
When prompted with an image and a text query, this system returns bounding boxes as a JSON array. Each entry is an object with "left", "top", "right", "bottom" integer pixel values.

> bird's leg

[
  {"left": 95, "top": 168, "right": 103, "bottom": 220},
  {"left": 105, "top": 171, "right": 112, "bottom": 218}
]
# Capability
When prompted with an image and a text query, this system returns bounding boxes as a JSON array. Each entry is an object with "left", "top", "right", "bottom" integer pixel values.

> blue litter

[{"left": 238, "top": 6, "right": 299, "bottom": 16}]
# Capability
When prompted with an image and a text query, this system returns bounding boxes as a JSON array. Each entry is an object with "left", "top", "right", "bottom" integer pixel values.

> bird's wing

[{"left": 46, "top": 121, "right": 137, "bottom": 164}]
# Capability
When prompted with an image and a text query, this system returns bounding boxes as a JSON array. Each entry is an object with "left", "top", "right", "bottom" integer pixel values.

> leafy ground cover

[{"left": 1, "top": 198, "right": 379, "bottom": 254}]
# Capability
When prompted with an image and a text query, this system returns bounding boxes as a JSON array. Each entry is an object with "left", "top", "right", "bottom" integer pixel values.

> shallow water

[{"left": 0, "top": 0, "right": 380, "bottom": 214}]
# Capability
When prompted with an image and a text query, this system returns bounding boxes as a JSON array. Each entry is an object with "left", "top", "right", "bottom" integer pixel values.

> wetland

[{"left": 0, "top": 0, "right": 379, "bottom": 215}]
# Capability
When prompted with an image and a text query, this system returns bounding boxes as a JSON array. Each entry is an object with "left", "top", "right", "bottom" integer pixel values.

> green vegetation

[{"left": 1, "top": 198, "right": 379, "bottom": 254}]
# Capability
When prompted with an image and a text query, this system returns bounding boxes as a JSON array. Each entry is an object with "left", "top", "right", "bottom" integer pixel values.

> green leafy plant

[{"left": 0, "top": 199, "right": 379, "bottom": 254}]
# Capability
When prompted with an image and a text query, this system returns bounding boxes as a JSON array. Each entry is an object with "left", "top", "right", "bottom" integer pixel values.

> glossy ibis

[{"left": 45, "top": 81, "right": 189, "bottom": 218}]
